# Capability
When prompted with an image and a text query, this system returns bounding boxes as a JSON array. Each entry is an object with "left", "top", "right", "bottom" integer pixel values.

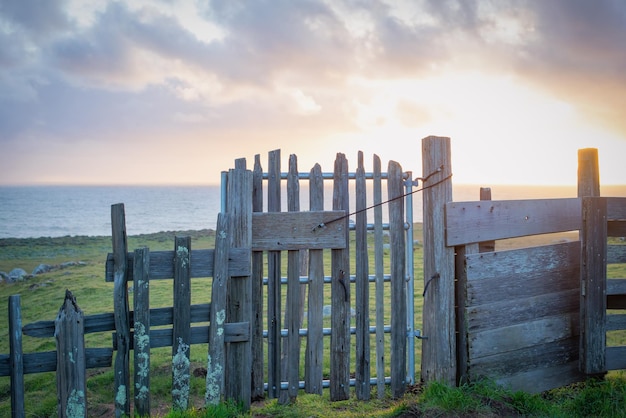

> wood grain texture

[
  {"left": 446, "top": 198, "right": 581, "bottom": 246},
  {"left": 8, "top": 295, "right": 24, "bottom": 418},
  {"left": 373, "top": 154, "right": 386, "bottom": 399},
  {"left": 251, "top": 155, "right": 265, "bottom": 400},
  {"left": 133, "top": 247, "right": 150, "bottom": 415}
]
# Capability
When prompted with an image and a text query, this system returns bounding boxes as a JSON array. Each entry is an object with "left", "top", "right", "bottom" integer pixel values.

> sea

[{"left": 1, "top": 184, "right": 626, "bottom": 239}]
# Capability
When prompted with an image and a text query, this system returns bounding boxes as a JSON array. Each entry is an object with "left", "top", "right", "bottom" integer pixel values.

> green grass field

[{"left": 1, "top": 229, "right": 626, "bottom": 417}]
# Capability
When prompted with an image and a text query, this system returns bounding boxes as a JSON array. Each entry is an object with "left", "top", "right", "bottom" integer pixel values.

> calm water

[{"left": 1, "top": 184, "right": 625, "bottom": 239}]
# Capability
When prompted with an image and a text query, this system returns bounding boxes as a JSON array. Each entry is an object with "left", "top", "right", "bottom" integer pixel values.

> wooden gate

[{"left": 224, "top": 149, "right": 415, "bottom": 403}]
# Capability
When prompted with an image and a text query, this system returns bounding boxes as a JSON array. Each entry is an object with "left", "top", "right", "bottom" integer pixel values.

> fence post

[
  {"left": 55, "top": 290, "right": 87, "bottom": 418},
  {"left": 388, "top": 160, "right": 406, "bottom": 398},
  {"left": 8, "top": 295, "right": 24, "bottom": 418},
  {"left": 373, "top": 154, "right": 386, "bottom": 399},
  {"left": 133, "top": 247, "right": 151, "bottom": 416},
  {"left": 421, "top": 136, "right": 456, "bottom": 386},
  {"left": 225, "top": 159, "right": 253, "bottom": 410},
  {"left": 206, "top": 213, "right": 229, "bottom": 405},
  {"left": 111, "top": 203, "right": 131, "bottom": 417},
  {"left": 578, "top": 148, "right": 606, "bottom": 375},
  {"left": 173, "top": 236, "right": 192, "bottom": 411}
]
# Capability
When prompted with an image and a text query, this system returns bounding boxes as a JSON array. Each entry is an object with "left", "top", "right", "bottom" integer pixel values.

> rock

[
  {"left": 8, "top": 268, "right": 28, "bottom": 282},
  {"left": 0, "top": 271, "right": 8, "bottom": 281},
  {"left": 32, "top": 264, "right": 53, "bottom": 275},
  {"left": 60, "top": 261, "right": 78, "bottom": 269}
]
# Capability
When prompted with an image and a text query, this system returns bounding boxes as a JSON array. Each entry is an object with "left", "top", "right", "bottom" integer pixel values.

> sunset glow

[{"left": 1, "top": 1, "right": 625, "bottom": 186}]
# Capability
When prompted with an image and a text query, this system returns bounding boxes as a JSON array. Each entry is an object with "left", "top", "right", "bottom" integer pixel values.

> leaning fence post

[
  {"left": 9, "top": 295, "right": 24, "bottom": 418},
  {"left": 55, "top": 290, "right": 87, "bottom": 418},
  {"left": 421, "top": 136, "right": 456, "bottom": 386}
]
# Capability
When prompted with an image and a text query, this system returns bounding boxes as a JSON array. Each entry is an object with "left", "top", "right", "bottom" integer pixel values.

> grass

[{"left": 1, "top": 229, "right": 626, "bottom": 416}]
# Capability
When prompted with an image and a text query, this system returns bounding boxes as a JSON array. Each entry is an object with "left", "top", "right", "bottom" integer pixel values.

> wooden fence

[
  {"left": 420, "top": 137, "right": 626, "bottom": 392},
  {"left": 2, "top": 150, "right": 414, "bottom": 417}
]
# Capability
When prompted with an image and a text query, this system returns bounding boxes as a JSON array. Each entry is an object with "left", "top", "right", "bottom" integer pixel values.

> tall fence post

[
  {"left": 55, "top": 290, "right": 87, "bottom": 418},
  {"left": 111, "top": 203, "right": 131, "bottom": 417},
  {"left": 225, "top": 159, "right": 253, "bottom": 410},
  {"left": 421, "top": 136, "right": 456, "bottom": 385},
  {"left": 251, "top": 155, "right": 265, "bottom": 401},
  {"left": 8, "top": 295, "right": 24, "bottom": 418},
  {"left": 578, "top": 148, "right": 606, "bottom": 375}
]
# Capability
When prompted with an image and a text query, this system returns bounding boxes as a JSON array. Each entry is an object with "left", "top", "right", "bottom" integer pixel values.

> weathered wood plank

[
  {"left": 608, "top": 245, "right": 626, "bottom": 264},
  {"left": 9, "top": 295, "right": 24, "bottom": 418},
  {"left": 355, "top": 151, "right": 371, "bottom": 400},
  {"left": 455, "top": 243, "right": 478, "bottom": 385},
  {"left": 267, "top": 149, "right": 281, "bottom": 399},
  {"left": 206, "top": 213, "right": 229, "bottom": 405},
  {"left": 282, "top": 154, "right": 302, "bottom": 404},
  {"left": 388, "top": 159, "right": 406, "bottom": 398},
  {"left": 607, "top": 197, "right": 626, "bottom": 220},
  {"left": 305, "top": 163, "right": 324, "bottom": 395},
  {"left": 469, "top": 313, "right": 578, "bottom": 359},
  {"left": 104, "top": 248, "right": 251, "bottom": 282},
  {"left": 172, "top": 236, "right": 191, "bottom": 411},
  {"left": 330, "top": 152, "right": 350, "bottom": 401},
  {"left": 252, "top": 211, "right": 347, "bottom": 250},
  {"left": 115, "top": 323, "right": 249, "bottom": 350},
  {"left": 111, "top": 203, "right": 131, "bottom": 417},
  {"left": 607, "top": 278, "right": 626, "bottom": 296},
  {"left": 446, "top": 198, "right": 581, "bottom": 246},
  {"left": 133, "top": 247, "right": 150, "bottom": 415},
  {"left": 464, "top": 242, "right": 580, "bottom": 306},
  {"left": 606, "top": 314, "right": 626, "bottom": 331},
  {"left": 251, "top": 154, "right": 265, "bottom": 401},
  {"left": 224, "top": 161, "right": 253, "bottom": 410},
  {"left": 467, "top": 289, "right": 579, "bottom": 332},
  {"left": 0, "top": 348, "right": 112, "bottom": 376},
  {"left": 580, "top": 197, "right": 607, "bottom": 375},
  {"left": 578, "top": 148, "right": 600, "bottom": 198},
  {"left": 421, "top": 136, "right": 456, "bottom": 385},
  {"left": 373, "top": 154, "right": 386, "bottom": 399},
  {"left": 55, "top": 290, "right": 87, "bottom": 418},
  {"left": 606, "top": 346, "right": 626, "bottom": 370},
  {"left": 470, "top": 337, "right": 579, "bottom": 379}
]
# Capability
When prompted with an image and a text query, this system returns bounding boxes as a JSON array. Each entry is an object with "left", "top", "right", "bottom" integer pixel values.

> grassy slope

[{"left": 1, "top": 229, "right": 626, "bottom": 417}]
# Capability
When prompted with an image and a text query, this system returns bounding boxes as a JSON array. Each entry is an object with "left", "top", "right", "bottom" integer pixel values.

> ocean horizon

[{"left": 1, "top": 184, "right": 625, "bottom": 239}]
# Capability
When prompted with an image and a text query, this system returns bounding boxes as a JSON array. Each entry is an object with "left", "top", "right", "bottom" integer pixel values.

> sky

[{"left": 1, "top": 0, "right": 625, "bottom": 186}]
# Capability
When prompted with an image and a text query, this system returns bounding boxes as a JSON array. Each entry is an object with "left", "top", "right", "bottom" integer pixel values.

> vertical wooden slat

[
  {"left": 454, "top": 243, "right": 478, "bottom": 385},
  {"left": 421, "top": 136, "right": 456, "bottom": 385},
  {"left": 55, "top": 290, "right": 87, "bottom": 418},
  {"left": 9, "top": 295, "right": 24, "bottom": 418},
  {"left": 305, "top": 163, "right": 324, "bottom": 394},
  {"left": 282, "top": 154, "right": 301, "bottom": 403},
  {"left": 388, "top": 160, "right": 406, "bottom": 398},
  {"left": 111, "top": 203, "right": 130, "bottom": 417},
  {"left": 173, "top": 236, "right": 191, "bottom": 411},
  {"left": 267, "top": 149, "right": 282, "bottom": 399},
  {"left": 225, "top": 160, "right": 253, "bottom": 409},
  {"left": 251, "top": 155, "right": 265, "bottom": 400},
  {"left": 580, "top": 197, "right": 607, "bottom": 374},
  {"left": 206, "top": 213, "right": 229, "bottom": 405},
  {"left": 330, "top": 152, "right": 350, "bottom": 401},
  {"left": 373, "top": 154, "right": 385, "bottom": 399},
  {"left": 478, "top": 188, "right": 495, "bottom": 252},
  {"left": 355, "top": 151, "right": 371, "bottom": 400},
  {"left": 133, "top": 247, "right": 151, "bottom": 416}
]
